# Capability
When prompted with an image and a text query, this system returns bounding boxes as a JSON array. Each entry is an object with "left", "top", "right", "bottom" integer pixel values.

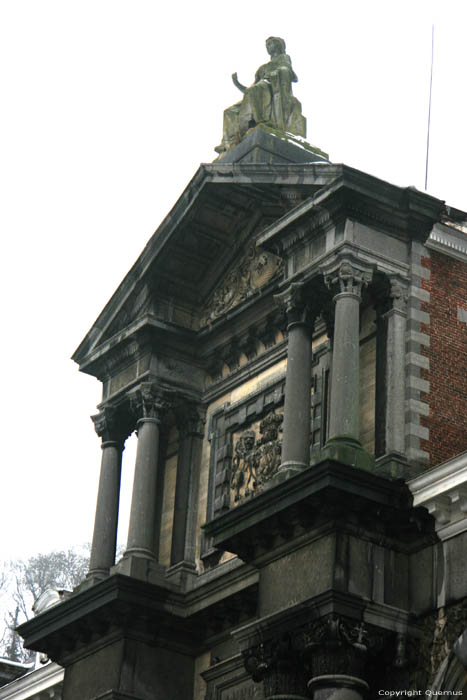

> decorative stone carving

[
  {"left": 324, "top": 260, "right": 372, "bottom": 298},
  {"left": 201, "top": 243, "right": 283, "bottom": 327},
  {"left": 294, "top": 614, "right": 371, "bottom": 679},
  {"left": 130, "top": 383, "right": 168, "bottom": 421},
  {"left": 389, "top": 277, "right": 409, "bottom": 313},
  {"left": 91, "top": 406, "right": 130, "bottom": 445},
  {"left": 230, "top": 411, "right": 283, "bottom": 506},
  {"left": 274, "top": 281, "right": 310, "bottom": 326},
  {"left": 91, "top": 407, "right": 119, "bottom": 443},
  {"left": 216, "top": 37, "right": 306, "bottom": 154},
  {"left": 243, "top": 635, "right": 308, "bottom": 697}
]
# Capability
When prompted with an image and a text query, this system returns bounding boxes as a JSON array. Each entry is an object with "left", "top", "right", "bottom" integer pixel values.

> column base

[
  {"left": 73, "top": 572, "right": 107, "bottom": 593},
  {"left": 312, "top": 436, "right": 375, "bottom": 472},
  {"left": 272, "top": 461, "right": 309, "bottom": 484},
  {"left": 112, "top": 553, "right": 167, "bottom": 585},
  {"left": 374, "top": 453, "right": 419, "bottom": 480},
  {"left": 165, "top": 561, "right": 198, "bottom": 589},
  {"left": 308, "top": 674, "right": 369, "bottom": 700}
]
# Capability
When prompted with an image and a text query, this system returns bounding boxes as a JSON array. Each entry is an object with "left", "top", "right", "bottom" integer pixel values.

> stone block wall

[{"left": 419, "top": 251, "right": 467, "bottom": 466}]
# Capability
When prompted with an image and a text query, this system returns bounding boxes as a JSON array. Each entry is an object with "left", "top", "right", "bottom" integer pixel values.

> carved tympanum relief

[
  {"left": 230, "top": 411, "right": 283, "bottom": 506},
  {"left": 201, "top": 244, "right": 283, "bottom": 327}
]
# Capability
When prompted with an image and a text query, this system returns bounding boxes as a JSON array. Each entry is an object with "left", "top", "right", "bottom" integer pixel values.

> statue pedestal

[{"left": 216, "top": 125, "right": 329, "bottom": 165}]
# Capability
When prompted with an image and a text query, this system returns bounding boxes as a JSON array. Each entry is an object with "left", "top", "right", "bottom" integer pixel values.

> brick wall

[{"left": 419, "top": 251, "right": 467, "bottom": 465}]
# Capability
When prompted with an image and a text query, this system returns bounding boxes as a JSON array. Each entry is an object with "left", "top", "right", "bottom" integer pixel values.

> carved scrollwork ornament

[
  {"left": 130, "top": 383, "right": 168, "bottom": 422},
  {"left": 297, "top": 614, "right": 373, "bottom": 679},
  {"left": 274, "top": 282, "right": 314, "bottom": 329},
  {"left": 325, "top": 260, "right": 372, "bottom": 298},
  {"left": 200, "top": 243, "right": 283, "bottom": 327},
  {"left": 91, "top": 407, "right": 124, "bottom": 445}
]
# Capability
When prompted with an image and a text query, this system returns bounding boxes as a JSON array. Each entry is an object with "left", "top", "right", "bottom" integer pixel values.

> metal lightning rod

[{"left": 425, "top": 25, "right": 435, "bottom": 191}]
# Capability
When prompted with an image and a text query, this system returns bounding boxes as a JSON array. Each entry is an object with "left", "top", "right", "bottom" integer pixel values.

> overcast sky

[{"left": 1, "top": 0, "right": 466, "bottom": 564}]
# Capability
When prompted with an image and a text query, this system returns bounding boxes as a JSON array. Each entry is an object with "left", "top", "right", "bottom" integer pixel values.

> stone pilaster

[
  {"left": 167, "top": 402, "right": 205, "bottom": 585},
  {"left": 88, "top": 407, "right": 125, "bottom": 580},
  {"left": 384, "top": 277, "right": 408, "bottom": 456},
  {"left": 274, "top": 282, "right": 314, "bottom": 479},
  {"left": 318, "top": 257, "right": 374, "bottom": 470},
  {"left": 120, "top": 383, "right": 168, "bottom": 579}
]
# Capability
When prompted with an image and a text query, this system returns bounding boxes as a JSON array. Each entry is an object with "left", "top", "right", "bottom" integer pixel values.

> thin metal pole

[{"left": 425, "top": 25, "right": 434, "bottom": 191}]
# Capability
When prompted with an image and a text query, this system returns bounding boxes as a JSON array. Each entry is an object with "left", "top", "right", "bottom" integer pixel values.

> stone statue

[{"left": 215, "top": 37, "right": 306, "bottom": 154}]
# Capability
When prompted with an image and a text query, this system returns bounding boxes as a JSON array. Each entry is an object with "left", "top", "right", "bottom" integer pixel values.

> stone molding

[
  {"left": 409, "top": 451, "right": 467, "bottom": 536},
  {"left": 427, "top": 221, "right": 467, "bottom": 263},
  {"left": 0, "top": 662, "right": 64, "bottom": 700}
]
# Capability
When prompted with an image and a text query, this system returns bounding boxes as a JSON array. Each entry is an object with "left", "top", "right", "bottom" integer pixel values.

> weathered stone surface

[{"left": 216, "top": 37, "right": 307, "bottom": 155}]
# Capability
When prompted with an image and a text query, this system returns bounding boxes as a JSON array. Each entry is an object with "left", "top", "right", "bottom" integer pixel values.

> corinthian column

[
  {"left": 319, "top": 257, "right": 374, "bottom": 469},
  {"left": 325, "top": 260, "right": 372, "bottom": 444},
  {"left": 125, "top": 383, "right": 165, "bottom": 560},
  {"left": 88, "top": 407, "right": 125, "bottom": 579},
  {"left": 275, "top": 282, "right": 314, "bottom": 477}
]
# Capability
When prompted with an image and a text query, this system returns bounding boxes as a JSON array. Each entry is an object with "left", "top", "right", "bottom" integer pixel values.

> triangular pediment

[{"left": 73, "top": 154, "right": 340, "bottom": 371}]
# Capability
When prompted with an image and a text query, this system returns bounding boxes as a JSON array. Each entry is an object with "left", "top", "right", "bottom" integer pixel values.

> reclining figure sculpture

[{"left": 215, "top": 36, "right": 307, "bottom": 154}]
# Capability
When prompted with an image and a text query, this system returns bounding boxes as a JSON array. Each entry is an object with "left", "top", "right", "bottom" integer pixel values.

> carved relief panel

[
  {"left": 230, "top": 411, "right": 283, "bottom": 506},
  {"left": 200, "top": 243, "right": 283, "bottom": 327}
]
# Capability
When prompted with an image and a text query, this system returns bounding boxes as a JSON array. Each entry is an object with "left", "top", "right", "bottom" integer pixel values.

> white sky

[{"left": 1, "top": 0, "right": 466, "bottom": 563}]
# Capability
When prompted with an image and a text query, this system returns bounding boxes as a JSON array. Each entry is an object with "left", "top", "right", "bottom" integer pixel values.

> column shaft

[
  {"left": 328, "top": 291, "right": 361, "bottom": 442},
  {"left": 126, "top": 416, "right": 160, "bottom": 557},
  {"left": 384, "top": 302, "right": 407, "bottom": 456},
  {"left": 89, "top": 441, "right": 122, "bottom": 575},
  {"left": 281, "top": 319, "right": 312, "bottom": 471}
]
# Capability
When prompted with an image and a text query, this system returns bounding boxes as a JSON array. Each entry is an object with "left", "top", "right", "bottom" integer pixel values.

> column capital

[
  {"left": 175, "top": 401, "right": 206, "bottom": 438},
  {"left": 274, "top": 282, "right": 313, "bottom": 328},
  {"left": 386, "top": 275, "right": 409, "bottom": 315},
  {"left": 243, "top": 635, "right": 308, "bottom": 698},
  {"left": 322, "top": 257, "right": 373, "bottom": 299},
  {"left": 91, "top": 407, "right": 126, "bottom": 446},
  {"left": 130, "top": 383, "right": 169, "bottom": 423}
]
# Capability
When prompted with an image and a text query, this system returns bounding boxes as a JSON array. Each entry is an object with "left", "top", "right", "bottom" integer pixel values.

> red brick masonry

[{"left": 419, "top": 251, "right": 467, "bottom": 466}]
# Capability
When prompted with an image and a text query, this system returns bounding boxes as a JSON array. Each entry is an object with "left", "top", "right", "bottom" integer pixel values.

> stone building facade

[{"left": 17, "top": 125, "right": 467, "bottom": 698}]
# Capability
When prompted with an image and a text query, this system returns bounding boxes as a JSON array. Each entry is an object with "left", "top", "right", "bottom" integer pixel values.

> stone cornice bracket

[
  {"left": 130, "top": 382, "right": 168, "bottom": 423},
  {"left": 91, "top": 406, "right": 125, "bottom": 446},
  {"left": 274, "top": 282, "right": 314, "bottom": 330},
  {"left": 322, "top": 258, "right": 373, "bottom": 300}
]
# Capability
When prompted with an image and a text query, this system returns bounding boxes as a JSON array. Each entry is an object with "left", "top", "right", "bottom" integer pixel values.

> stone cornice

[
  {"left": 257, "top": 168, "right": 444, "bottom": 254},
  {"left": 17, "top": 568, "right": 259, "bottom": 665},
  {"left": 203, "top": 459, "right": 435, "bottom": 562},
  {"left": 0, "top": 663, "right": 63, "bottom": 700},
  {"left": 409, "top": 451, "right": 467, "bottom": 501},
  {"left": 427, "top": 221, "right": 467, "bottom": 262},
  {"left": 409, "top": 451, "right": 467, "bottom": 534}
]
